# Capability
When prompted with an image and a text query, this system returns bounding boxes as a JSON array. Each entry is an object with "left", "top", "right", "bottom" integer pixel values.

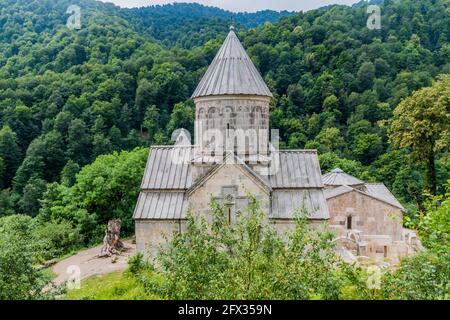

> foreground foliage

[
  {"left": 0, "top": 215, "right": 62, "bottom": 299},
  {"left": 65, "top": 271, "right": 161, "bottom": 300},
  {"left": 134, "top": 196, "right": 357, "bottom": 299},
  {"left": 129, "top": 192, "right": 450, "bottom": 300}
]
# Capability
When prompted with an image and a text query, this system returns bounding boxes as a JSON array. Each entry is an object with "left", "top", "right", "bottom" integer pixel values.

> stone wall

[
  {"left": 135, "top": 220, "right": 186, "bottom": 257},
  {"left": 327, "top": 190, "right": 403, "bottom": 241},
  {"left": 136, "top": 218, "right": 327, "bottom": 257}
]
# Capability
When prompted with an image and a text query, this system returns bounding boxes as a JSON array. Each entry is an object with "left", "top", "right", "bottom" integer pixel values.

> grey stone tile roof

[
  {"left": 268, "top": 150, "right": 324, "bottom": 188},
  {"left": 133, "top": 191, "right": 187, "bottom": 220},
  {"left": 363, "top": 183, "right": 405, "bottom": 211},
  {"left": 324, "top": 183, "right": 405, "bottom": 212},
  {"left": 192, "top": 27, "right": 272, "bottom": 98},
  {"left": 323, "top": 185, "right": 354, "bottom": 199},
  {"left": 322, "top": 168, "right": 365, "bottom": 187},
  {"left": 142, "top": 147, "right": 324, "bottom": 190},
  {"left": 141, "top": 146, "right": 193, "bottom": 190},
  {"left": 271, "top": 189, "right": 329, "bottom": 220}
]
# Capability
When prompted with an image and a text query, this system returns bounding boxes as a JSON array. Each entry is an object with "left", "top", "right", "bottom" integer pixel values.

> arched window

[{"left": 347, "top": 216, "right": 352, "bottom": 230}]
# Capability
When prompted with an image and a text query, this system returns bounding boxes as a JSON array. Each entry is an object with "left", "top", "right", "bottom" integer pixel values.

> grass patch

[
  {"left": 41, "top": 267, "right": 57, "bottom": 281},
  {"left": 64, "top": 271, "right": 161, "bottom": 300}
]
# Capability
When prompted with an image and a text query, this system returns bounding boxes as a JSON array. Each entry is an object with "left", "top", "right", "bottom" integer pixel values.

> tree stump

[{"left": 100, "top": 219, "right": 125, "bottom": 257}]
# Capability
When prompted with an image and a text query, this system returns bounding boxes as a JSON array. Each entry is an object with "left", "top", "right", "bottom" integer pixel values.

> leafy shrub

[
  {"left": 65, "top": 272, "right": 160, "bottom": 300},
  {"left": 381, "top": 251, "right": 449, "bottom": 300},
  {"left": 127, "top": 252, "right": 153, "bottom": 275},
  {"left": 32, "top": 220, "right": 83, "bottom": 261},
  {"left": 418, "top": 184, "right": 450, "bottom": 254},
  {"left": 0, "top": 215, "right": 55, "bottom": 300}
]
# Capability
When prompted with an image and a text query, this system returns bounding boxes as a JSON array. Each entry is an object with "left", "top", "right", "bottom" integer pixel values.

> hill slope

[{"left": 120, "top": 2, "right": 295, "bottom": 48}]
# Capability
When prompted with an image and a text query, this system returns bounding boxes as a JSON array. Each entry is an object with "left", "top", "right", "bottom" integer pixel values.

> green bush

[
  {"left": 381, "top": 251, "right": 449, "bottom": 300},
  {"left": 127, "top": 252, "right": 153, "bottom": 275},
  {"left": 418, "top": 184, "right": 450, "bottom": 254},
  {"left": 32, "top": 220, "right": 83, "bottom": 261},
  {"left": 0, "top": 215, "right": 55, "bottom": 300},
  {"left": 65, "top": 272, "right": 160, "bottom": 300}
]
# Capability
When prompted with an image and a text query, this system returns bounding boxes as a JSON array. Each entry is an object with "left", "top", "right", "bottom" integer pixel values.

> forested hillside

[
  {"left": 120, "top": 3, "right": 294, "bottom": 48},
  {"left": 0, "top": 0, "right": 448, "bottom": 246}
]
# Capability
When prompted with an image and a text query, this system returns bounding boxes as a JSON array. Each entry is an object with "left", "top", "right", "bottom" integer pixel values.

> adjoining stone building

[
  {"left": 323, "top": 168, "right": 420, "bottom": 263},
  {"left": 133, "top": 26, "right": 329, "bottom": 255}
]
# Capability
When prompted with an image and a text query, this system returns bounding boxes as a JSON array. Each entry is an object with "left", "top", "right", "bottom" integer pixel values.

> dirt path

[{"left": 51, "top": 240, "right": 136, "bottom": 286}]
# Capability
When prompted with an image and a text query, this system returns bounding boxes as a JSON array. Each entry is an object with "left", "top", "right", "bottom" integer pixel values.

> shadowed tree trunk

[{"left": 426, "top": 151, "right": 437, "bottom": 196}]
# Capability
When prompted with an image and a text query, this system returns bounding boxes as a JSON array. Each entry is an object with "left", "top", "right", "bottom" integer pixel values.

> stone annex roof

[
  {"left": 322, "top": 168, "right": 365, "bottom": 187},
  {"left": 363, "top": 183, "right": 405, "bottom": 211},
  {"left": 191, "top": 26, "right": 273, "bottom": 99},
  {"left": 323, "top": 183, "right": 406, "bottom": 211},
  {"left": 133, "top": 146, "right": 329, "bottom": 220},
  {"left": 133, "top": 192, "right": 188, "bottom": 220},
  {"left": 271, "top": 189, "right": 329, "bottom": 220}
]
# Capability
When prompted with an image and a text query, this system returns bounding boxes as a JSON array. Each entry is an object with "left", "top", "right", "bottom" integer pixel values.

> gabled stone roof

[
  {"left": 363, "top": 183, "right": 406, "bottom": 211},
  {"left": 271, "top": 189, "right": 329, "bottom": 220},
  {"left": 141, "top": 147, "right": 324, "bottom": 191},
  {"left": 140, "top": 146, "right": 193, "bottom": 190},
  {"left": 191, "top": 26, "right": 273, "bottom": 99},
  {"left": 186, "top": 152, "right": 272, "bottom": 196},
  {"left": 133, "top": 191, "right": 187, "bottom": 220},
  {"left": 323, "top": 183, "right": 406, "bottom": 212}
]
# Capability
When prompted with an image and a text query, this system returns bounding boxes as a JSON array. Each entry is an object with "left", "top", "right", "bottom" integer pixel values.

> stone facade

[
  {"left": 188, "top": 159, "right": 271, "bottom": 224},
  {"left": 135, "top": 220, "right": 186, "bottom": 256},
  {"left": 327, "top": 190, "right": 403, "bottom": 241}
]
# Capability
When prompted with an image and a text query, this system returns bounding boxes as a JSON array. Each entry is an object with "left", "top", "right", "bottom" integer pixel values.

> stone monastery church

[{"left": 133, "top": 26, "right": 419, "bottom": 263}]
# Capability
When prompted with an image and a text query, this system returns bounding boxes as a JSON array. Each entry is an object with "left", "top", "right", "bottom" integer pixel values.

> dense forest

[
  {"left": 121, "top": 3, "right": 294, "bottom": 48},
  {"left": 0, "top": 0, "right": 448, "bottom": 299}
]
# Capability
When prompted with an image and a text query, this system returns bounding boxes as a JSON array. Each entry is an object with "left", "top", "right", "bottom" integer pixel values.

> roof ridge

[{"left": 277, "top": 149, "right": 318, "bottom": 153}]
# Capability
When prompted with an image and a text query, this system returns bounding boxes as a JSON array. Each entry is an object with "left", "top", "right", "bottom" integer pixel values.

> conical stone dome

[{"left": 192, "top": 26, "right": 272, "bottom": 99}]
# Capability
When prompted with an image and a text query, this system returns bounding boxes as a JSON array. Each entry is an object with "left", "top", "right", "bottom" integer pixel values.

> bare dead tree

[{"left": 100, "top": 219, "right": 125, "bottom": 257}]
